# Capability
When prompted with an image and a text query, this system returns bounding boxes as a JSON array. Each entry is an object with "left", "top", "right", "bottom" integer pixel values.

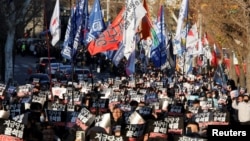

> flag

[
  {"left": 196, "top": 39, "right": 204, "bottom": 67},
  {"left": 61, "top": 0, "right": 88, "bottom": 60},
  {"left": 61, "top": 8, "right": 75, "bottom": 60},
  {"left": 123, "top": 0, "right": 147, "bottom": 59},
  {"left": 242, "top": 59, "right": 246, "bottom": 74},
  {"left": 139, "top": 0, "right": 153, "bottom": 40},
  {"left": 186, "top": 23, "right": 199, "bottom": 50},
  {"left": 173, "top": 0, "right": 189, "bottom": 55},
  {"left": 73, "top": 0, "right": 88, "bottom": 54},
  {"left": 50, "top": 0, "right": 61, "bottom": 46},
  {"left": 222, "top": 48, "right": 230, "bottom": 70},
  {"left": 184, "top": 54, "right": 193, "bottom": 74},
  {"left": 88, "top": 7, "right": 125, "bottom": 56},
  {"left": 112, "top": 43, "right": 125, "bottom": 66},
  {"left": 105, "top": 50, "right": 116, "bottom": 60},
  {"left": 233, "top": 52, "right": 240, "bottom": 77},
  {"left": 85, "top": 0, "right": 106, "bottom": 44},
  {"left": 150, "top": 5, "right": 167, "bottom": 69},
  {"left": 149, "top": 27, "right": 160, "bottom": 65},
  {"left": 166, "top": 38, "right": 175, "bottom": 76},
  {"left": 202, "top": 32, "right": 209, "bottom": 47},
  {"left": 213, "top": 64, "right": 227, "bottom": 86},
  {"left": 126, "top": 49, "right": 136, "bottom": 76},
  {"left": 211, "top": 44, "right": 218, "bottom": 67}
]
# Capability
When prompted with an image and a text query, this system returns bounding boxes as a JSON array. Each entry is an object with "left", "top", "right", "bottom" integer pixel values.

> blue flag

[
  {"left": 61, "top": 0, "right": 88, "bottom": 61},
  {"left": 61, "top": 8, "right": 76, "bottom": 60},
  {"left": 126, "top": 50, "right": 136, "bottom": 76},
  {"left": 213, "top": 64, "right": 227, "bottom": 86},
  {"left": 150, "top": 5, "right": 167, "bottom": 69},
  {"left": 112, "top": 43, "right": 125, "bottom": 66},
  {"left": 73, "top": 0, "right": 88, "bottom": 56},
  {"left": 105, "top": 50, "right": 116, "bottom": 60},
  {"left": 85, "top": 0, "right": 106, "bottom": 44},
  {"left": 166, "top": 38, "right": 176, "bottom": 76}
]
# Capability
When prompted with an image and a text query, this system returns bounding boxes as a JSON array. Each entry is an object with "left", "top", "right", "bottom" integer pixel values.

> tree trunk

[
  {"left": 239, "top": 66, "right": 245, "bottom": 88},
  {"left": 4, "top": 28, "right": 15, "bottom": 84},
  {"left": 246, "top": 23, "right": 250, "bottom": 92},
  {"left": 229, "top": 51, "right": 237, "bottom": 81}
]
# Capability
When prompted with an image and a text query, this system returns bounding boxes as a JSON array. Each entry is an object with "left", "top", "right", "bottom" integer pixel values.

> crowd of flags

[{"left": 49, "top": 0, "right": 245, "bottom": 83}]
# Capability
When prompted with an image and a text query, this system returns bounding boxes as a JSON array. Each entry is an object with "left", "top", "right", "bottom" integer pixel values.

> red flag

[
  {"left": 197, "top": 55, "right": 203, "bottom": 67},
  {"left": 139, "top": 0, "right": 153, "bottom": 40},
  {"left": 243, "top": 62, "right": 246, "bottom": 74},
  {"left": 211, "top": 50, "right": 218, "bottom": 67},
  {"left": 88, "top": 8, "right": 125, "bottom": 56},
  {"left": 235, "top": 65, "right": 240, "bottom": 77},
  {"left": 223, "top": 57, "right": 230, "bottom": 70}
]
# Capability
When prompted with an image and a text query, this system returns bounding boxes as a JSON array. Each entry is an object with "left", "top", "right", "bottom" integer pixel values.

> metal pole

[{"left": 107, "top": 0, "right": 110, "bottom": 21}]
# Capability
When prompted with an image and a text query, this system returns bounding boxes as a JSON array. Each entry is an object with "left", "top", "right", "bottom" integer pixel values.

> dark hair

[
  {"left": 113, "top": 105, "right": 121, "bottom": 110},
  {"left": 186, "top": 121, "right": 200, "bottom": 131},
  {"left": 130, "top": 100, "right": 139, "bottom": 107},
  {"left": 193, "top": 99, "right": 200, "bottom": 104},
  {"left": 41, "top": 122, "right": 55, "bottom": 130},
  {"left": 227, "top": 79, "right": 237, "bottom": 90}
]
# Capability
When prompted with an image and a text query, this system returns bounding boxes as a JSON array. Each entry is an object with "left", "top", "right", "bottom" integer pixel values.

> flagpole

[
  {"left": 183, "top": 0, "right": 189, "bottom": 77},
  {"left": 160, "top": 5, "right": 163, "bottom": 71},
  {"left": 71, "top": 0, "right": 79, "bottom": 105},
  {"left": 43, "top": 0, "right": 53, "bottom": 101},
  {"left": 106, "top": 0, "right": 110, "bottom": 21}
]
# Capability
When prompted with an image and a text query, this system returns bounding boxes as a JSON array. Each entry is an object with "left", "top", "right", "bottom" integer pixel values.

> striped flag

[{"left": 150, "top": 5, "right": 167, "bottom": 69}]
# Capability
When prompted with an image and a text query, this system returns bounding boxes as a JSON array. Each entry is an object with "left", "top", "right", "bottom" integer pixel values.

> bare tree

[
  {"left": 0, "top": 0, "right": 34, "bottom": 83},
  {"left": 189, "top": 0, "right": 250, "bottom": 89}
]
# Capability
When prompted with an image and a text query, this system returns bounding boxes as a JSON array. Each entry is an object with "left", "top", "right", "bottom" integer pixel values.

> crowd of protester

[{"left": 0, "top": 66, "right": 249, "bottom": 141}]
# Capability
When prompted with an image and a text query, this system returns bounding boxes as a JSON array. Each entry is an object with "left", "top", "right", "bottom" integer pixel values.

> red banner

[
  {"left": 243, "top": 62, "right": 246, "bottom": 74},
  {"left": 88, "top": 8, "right": 125, "bottom": 56},
  {"left": 235, "top": 65, "right": 240, "bottom": 76},
  {"left": 223, "top": 58, "right": 230, "bottom": 70},
  {"left": 211, "top": 50, "right": 218, "bottom": 67},
  {"left": 139, "top": 0, "right": 153, "bottom": 40},
  {"left": 0, "top": 135, "right": 23, "bottom": 141}
]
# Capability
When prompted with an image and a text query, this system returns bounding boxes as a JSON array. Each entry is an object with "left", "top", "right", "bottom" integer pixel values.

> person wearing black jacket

[{"left": 110, "top": 106, "right": 125, "bottom": 136}]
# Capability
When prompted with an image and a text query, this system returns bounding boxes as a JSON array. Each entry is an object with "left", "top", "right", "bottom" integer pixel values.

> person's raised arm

[{"left": 231, "top": 98, "right": 238, "bottom": 110}]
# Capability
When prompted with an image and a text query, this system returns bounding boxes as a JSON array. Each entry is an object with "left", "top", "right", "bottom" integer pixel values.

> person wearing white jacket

[{"left": 232, "top": 94, "right": 250, "bottom": 125}]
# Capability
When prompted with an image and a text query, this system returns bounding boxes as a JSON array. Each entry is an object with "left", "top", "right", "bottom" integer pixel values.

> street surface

[{"left": 13, "top": 55, "right": 37, "bottom": 85}]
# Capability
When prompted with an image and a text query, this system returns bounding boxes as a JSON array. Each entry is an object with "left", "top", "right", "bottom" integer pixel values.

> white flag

[
  {"left": 186, "top": 23, "right": 199, "bottom": 49},
  {"left": 123, "top": 0, "right": 146, "bottom": 59},
  {"left": 50, "top": 0, "right": 61, "bottom": 46},
  {"left": 233, "top": 52, "right": 238, "bottom": 65},
  {"left": 173, "top": 0, "right": 188, "bottom": 55}
]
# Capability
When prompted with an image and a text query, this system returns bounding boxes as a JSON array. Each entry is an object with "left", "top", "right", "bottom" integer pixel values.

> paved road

[{"left": 13, "top": 55, "right": 37, "bottom": 85}]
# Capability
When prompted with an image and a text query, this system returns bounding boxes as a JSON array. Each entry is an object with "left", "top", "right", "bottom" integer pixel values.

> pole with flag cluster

[{"left": 48, "top": 0, "right": 61, "bottom": 101}]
